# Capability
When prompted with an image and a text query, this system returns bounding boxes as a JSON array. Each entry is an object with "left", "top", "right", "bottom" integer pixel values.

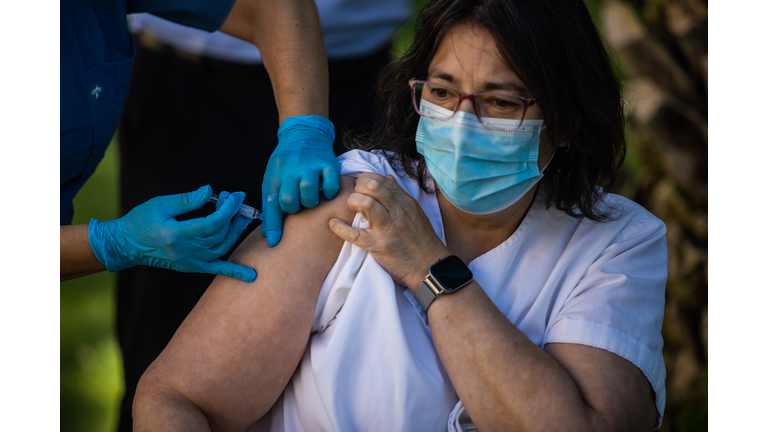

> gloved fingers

[
  {"left": 196, "top": 223, "right": 231, "bottom": 250},
  {"left": 156, "top": 185, "right": 212, "bottom": 218},
  {"left": 207, "top": 215, "right": 254, "bottom": 257},
  {"left": 261, "top": 176, "right": 279, "bottom": 238},
  {"left": 231, "top": 213, "right": 253, "bottom": 234},
  {"left": 214, "top": 190, "right": 252, "bottom": 233},
  {"left": 214, "top": 190, "right": 232, "bottom": 211},
  {"left": 174, "top": 191, "right": 244, "bottom": 239},
  {"left": 262, "top": 193, "right": 284, "bottom": 247},
  {"left": 299, "top": 168, "right": 322, "bottom": 208},
  {"left": 321, "top": 163, "right": 341, "bottom": 201},
  {"left": 197, "top": 259, "right": 257, "bottom": 283},
  {"left": 279, "top": 175, "right": 302, "bottom": 214},
  {"left": 196, "top": 190, "right": 237, "bottom": 248}
]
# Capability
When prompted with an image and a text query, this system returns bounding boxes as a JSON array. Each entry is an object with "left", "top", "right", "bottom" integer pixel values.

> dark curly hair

[{"left": 348, "top": 0, "right": 626, "bottom": 221}]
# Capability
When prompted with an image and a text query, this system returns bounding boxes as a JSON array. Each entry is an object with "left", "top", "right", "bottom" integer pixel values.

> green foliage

[
  {"left": 389, "top": 0, "right": 431, "bottom": 60},
  {"left": 60, "top": 137, "right": 123, "bottom": 432},
  {"left": 60, "top": 3, "right": 703, "bottom": 431},
  {"left": 675, "top": 369, "right": 708, "bottom": 431},
  {"left": 676, "top": 404, "right": 708, "bottom": 432},
  {"left": 390, "top": 18, "right": 416, "bottom": 61}
]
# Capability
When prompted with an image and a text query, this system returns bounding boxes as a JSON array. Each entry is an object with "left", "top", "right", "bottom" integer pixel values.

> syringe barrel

[
  {"left": 237, "top": 204, "right": 259, "bottom": 219},
  {"left": 209, "top": 193, "right": 261, "bottom": 220}
]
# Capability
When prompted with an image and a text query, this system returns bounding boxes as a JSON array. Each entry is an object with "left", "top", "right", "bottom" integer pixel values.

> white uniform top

[
  {"left": 127, "top": 0, "right": 413, "bottom": 63},
  {"left": 250, "top": 150, "right": 668, "bottom": 432}
]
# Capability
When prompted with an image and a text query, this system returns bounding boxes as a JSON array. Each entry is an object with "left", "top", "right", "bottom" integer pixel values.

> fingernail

[
  {"left": 267, "top": 231, "right": 281, "bottom": 247},
  {"left": 324, "top": 189, "right": 339, "bottom": 200}
]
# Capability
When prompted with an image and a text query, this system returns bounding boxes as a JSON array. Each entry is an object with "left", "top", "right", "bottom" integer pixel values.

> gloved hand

[
  {"left": 88, "top": 185, "right": 257, "bottom": 283},
  {"left": 213, "top": 190, "right": 253, "bottom": 234},
  {"left": 261, "top": 115, "right": 340, "bottom": 247}
]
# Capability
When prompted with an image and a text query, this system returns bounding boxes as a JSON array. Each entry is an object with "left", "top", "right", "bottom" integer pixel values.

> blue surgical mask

[{"left": 415, "top": 100, "right": 551, "bottom": 215}]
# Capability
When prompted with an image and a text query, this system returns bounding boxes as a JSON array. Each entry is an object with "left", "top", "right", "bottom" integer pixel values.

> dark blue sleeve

[{"left": 126, "top": 0, "right": 236, "bottom": 32}]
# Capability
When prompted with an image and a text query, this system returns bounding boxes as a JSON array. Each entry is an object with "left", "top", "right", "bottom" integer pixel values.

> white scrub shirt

[{"left": 250, "top": 150, "right": 668, "bottom": 431}]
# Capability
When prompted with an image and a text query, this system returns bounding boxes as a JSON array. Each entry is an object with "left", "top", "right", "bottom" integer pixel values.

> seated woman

[{"left": 133, "top": 0, "right": 667, "bottom": 430}]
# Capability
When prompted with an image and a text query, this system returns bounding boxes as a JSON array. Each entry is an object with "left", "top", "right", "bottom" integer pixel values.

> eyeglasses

[{"left": 409, "top": 79, "right": 537, "bottom": 131}]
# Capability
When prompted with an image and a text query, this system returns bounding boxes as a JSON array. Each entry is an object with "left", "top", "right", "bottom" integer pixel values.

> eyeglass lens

[{"left": 413, "top": 82, "right": 527, "bottom": 130}]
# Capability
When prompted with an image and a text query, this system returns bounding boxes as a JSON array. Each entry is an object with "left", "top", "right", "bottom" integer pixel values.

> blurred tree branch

[{"left": 599, "top": 1, "right": 708, "bottom": 430}]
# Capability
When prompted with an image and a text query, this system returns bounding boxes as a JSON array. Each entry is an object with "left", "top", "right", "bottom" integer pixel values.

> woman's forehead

[{"left": 427, "top": 23, "right": 526, "bottom": 94}]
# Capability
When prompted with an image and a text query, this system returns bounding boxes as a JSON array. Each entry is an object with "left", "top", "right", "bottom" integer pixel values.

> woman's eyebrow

[
  {"left": 427, "top": 70, "right": 457, "bottom": 84},
  {"left": 482, "top": 81, "right": 532, "bottom": 98}
]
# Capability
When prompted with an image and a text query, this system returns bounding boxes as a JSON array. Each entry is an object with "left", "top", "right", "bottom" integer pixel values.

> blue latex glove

[
  {"left": 261, "top": 115, "right": 340, "bottom": 246},
  {"left": 88, "top": 185, "right": 257, "bottom": 283},
  {"left": 213, "top": 190, "right": 253, "bottom": 234}
]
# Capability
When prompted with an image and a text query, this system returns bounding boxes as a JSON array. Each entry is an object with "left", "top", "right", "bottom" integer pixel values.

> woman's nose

[{"left": 456, "top": 98, "right": 476, "bottom": 114}]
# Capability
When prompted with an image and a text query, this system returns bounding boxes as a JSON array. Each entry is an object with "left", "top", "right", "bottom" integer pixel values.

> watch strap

[{"left": 415, "top": 277, "right": 439, "bottom": 311}]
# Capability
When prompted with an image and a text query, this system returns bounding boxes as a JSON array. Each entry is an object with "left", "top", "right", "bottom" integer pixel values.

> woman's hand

[{"left": 329, "top": 172, "right": 450, "bottom": 291}]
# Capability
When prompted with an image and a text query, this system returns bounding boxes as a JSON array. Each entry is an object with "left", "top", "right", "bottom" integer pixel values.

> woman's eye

[
  {"left": 492, "top": 98, "right": 517, "bottom": 109},
  {"left": 431, "top": 88, "right": 449, "bottom": 98}
]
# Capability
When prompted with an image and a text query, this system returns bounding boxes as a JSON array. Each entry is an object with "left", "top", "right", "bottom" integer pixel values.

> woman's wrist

[{"left": 404, "top": 247, "right": 452, "bottom": 292}]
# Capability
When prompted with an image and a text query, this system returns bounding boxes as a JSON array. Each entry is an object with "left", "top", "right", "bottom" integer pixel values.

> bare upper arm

[
  {"left": 544, "top": 343, "right": 657, "bottom": 431},
  {"left": 134, "top": 177, "right": 357, "bottom": 431}
]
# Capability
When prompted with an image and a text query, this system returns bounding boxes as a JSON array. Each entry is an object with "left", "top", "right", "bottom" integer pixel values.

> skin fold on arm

[{"left": 133, "top": 177, "right": 356, "bottom": 432}]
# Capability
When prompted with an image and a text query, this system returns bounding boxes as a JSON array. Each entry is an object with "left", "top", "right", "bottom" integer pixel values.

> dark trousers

[{"left": 116, "top": 39, "right": 389, "bottom": 431}]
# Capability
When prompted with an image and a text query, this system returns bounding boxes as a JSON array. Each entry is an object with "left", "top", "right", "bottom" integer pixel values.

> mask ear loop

[
  {"left": 537, "top": 124, "right": 556, "bottom": 175},
  {"left": 541, "top": 145, "right": 556, "bottom": 173},
  {"left": 544, "top": 144, "right": 568, "bottom": 174}
]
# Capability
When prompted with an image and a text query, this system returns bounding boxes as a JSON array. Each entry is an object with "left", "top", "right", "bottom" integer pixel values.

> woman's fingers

[
  {"left": 329, "top": 218, "right": 373, "bottom": 250},
  {"left": 334, "top": 173, "right": 449, "bottom": 288},
  {"left": 346, "top": 192, "right": 389, "bottom": 227},
  {"left": 348, "top": 172, "right": 423, "bottom": 231},
  {"left": 354, "top": 173, "right": 401, "bottom": 211}
]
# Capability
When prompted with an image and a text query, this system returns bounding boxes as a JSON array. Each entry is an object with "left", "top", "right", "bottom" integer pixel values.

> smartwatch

[{"left": 414, "top": 255, "right": 473, "bottom": 311}]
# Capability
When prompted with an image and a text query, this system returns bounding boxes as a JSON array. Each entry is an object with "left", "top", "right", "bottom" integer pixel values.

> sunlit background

[
  {"left": 61, "top": 138, "right": 124, "bottom": 431},
  {"left": 60, "top": 1, "right": 707, "bottom": 430}
]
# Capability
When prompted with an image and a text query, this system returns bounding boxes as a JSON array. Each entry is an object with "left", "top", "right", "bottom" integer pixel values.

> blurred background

[{"left": 60, "top": 0, "right": 707, "bottom": 430}]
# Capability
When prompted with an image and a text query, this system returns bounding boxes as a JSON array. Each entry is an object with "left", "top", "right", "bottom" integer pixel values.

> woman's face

[{"left": 426, "top": 23, "right": 558, "bottom": 171}]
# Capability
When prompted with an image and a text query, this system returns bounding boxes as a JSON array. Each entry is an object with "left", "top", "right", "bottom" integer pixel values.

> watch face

[{"left": 431, "top": 255, "right": 473, "bottom": 292}]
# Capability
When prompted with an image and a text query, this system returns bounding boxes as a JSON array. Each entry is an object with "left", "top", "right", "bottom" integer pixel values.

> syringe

[{"left": 209, "top": 193, "right": 263, "bottom": 220}]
